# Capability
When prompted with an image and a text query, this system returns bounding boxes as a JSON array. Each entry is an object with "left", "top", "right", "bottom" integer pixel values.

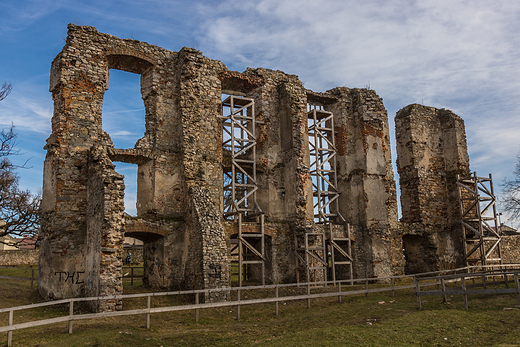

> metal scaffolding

[
  {"left": 222, "top": 95, "right": 261, "bottom": 219},
  {"left": 295, "top": 231, "right": 327, "bottom": 284},
  {"left": 222, "top": 95, "right": 265, "bottom": 287},
  {"left": 457, "top": 172, "right": 502, "bottom": 266},
  {"left": 230, "top": 214, "right": 266, "bottom": 286},
  {"left": 307, "top": 108, "right": 341, "bottom": 223},
  {"left": 328, "top": 223, "right": 353, "bottom": 283}
]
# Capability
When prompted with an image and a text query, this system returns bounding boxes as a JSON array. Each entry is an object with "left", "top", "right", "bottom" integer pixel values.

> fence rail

[
  {"left": 0, "top": 266, "right": 37, "bottom": 289},
  {"left": 414, "top": 269, "right": 520, "bottom": 310},
  {"left": 2, "top": 264, "right": 520, "bottom": 346}
]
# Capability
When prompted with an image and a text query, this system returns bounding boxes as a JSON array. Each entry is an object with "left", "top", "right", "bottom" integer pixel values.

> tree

[
  {"left": 0, "top": 82, "right": 12, "bottom": 102},
  {"left": 502, "top": 155, "right": 520, "bottom": 220},
  {"left": 0, "top": 83, "right": 41, "bottom": 246}
]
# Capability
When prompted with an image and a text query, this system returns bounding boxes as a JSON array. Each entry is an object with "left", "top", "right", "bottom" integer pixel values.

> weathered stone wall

[
  {"left": 395, "top": 104, "right": 470, "bottom": 274},
  {"left": 312, "top": 88, "right": 399, "bottom": 279},
  {"left": 40, "top": 24, "right": 479, "bottom": 309},
  {"left": 0, "top": 250, "right": 39, "bottom": 266},
  {"left": 500, "top": 235, "right": 520, "bottom": 264}
]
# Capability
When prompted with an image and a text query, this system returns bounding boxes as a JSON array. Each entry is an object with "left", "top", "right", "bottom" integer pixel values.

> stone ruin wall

[
  {"left": 394, "top": 104, "right": 470, "bottom": 274},
  {"left": 38, "top": 24, "right": 485, "bottom": 310}
]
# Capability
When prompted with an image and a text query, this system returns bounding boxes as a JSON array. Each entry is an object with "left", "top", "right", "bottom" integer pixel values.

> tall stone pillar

[
  {"left": 327, "top": 88, "right": 399, "bottom": 278},
  {"left": 395, "top": 104, "right": 470, "bottom": 273},
  {"left": 39, "top": 25, "right": 110, "bottom": 300}
]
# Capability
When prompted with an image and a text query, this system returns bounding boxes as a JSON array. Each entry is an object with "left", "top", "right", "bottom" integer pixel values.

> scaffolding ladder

[
  {"left": 457, "top": 172, "right": 502, "bottom": 267},
  {"left": 328, "top": 223, "right": 353, "bottom": 284},
  {"left": 295, "top": 231, "right": 327, "bottom": 284},
  {"left": 230, "top": 213, "right": 266, "bottom": 286}
]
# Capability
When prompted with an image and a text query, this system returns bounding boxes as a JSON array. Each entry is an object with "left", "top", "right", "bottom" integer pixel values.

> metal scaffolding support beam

[
  {"left": 295, "top": 231, "right": 327, "bottom": 284},
  {"left": 457, "top": 172, "right": 502, "bottom": 267},
  {"left": 222, "top": 95, "right": 261, "bottom": 220},
  {"left": 230, "top": 213, "right": 265, "bottom": 286},
  {"left": 307, "top": 108, "right": 341, "bottom": 223},
  {"left": 328, "top": 223, "right": 354, "bottom": 284}
]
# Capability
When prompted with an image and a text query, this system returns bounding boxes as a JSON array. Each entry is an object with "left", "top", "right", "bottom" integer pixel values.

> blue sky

[{"left": 1, "top": 0, "right": 519, "bottom": 226}]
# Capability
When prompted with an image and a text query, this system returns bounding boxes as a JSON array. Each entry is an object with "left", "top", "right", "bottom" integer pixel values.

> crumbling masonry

[{"left": 38, "top": 25, "right": 470, "bottom": 309}]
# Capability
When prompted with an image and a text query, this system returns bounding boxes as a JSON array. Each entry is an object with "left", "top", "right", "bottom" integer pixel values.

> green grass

[{"left": 1, "top": 276, "right": 520, "bottom": 347}]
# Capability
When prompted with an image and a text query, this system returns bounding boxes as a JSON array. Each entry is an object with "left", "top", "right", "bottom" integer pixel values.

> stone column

[{"left": 328, "top": 88, "right": 398, "bottom": 278}]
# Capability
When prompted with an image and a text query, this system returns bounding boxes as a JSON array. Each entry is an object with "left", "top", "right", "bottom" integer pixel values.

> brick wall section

[
  {"left": 395, "top": 104, "right": 470, "bottom": 274},
  {"left": 323, "top": 88, "right": 399, "bottom": 279},
  {"left": 40, "top": 24, "right": 481, "bottom": 307}
]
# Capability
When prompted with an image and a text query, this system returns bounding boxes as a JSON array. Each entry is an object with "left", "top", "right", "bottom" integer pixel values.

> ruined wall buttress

[
  {"left": 395, "top": 104, "right": 469, "bottom": 274},
  {"left": 326, "top": 88, "right": 398, "bottom": 278}
]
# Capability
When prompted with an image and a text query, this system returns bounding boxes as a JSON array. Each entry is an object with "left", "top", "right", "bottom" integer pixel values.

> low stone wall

[
  {"left": 0, "top": 249, "right": 39, "bottom": 266},
  {"left": 501, "top": 235, "right": 520, "bottom": 264}
]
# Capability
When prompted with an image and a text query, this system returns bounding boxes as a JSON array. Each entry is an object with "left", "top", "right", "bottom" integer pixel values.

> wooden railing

[
  {"left": 0, "top": 266, "right": 37, "bottom": 289},
  {"left": 2, "top": 264, "right": 520, "bottom": 346},
  {"left": 414, "top": 269, "right": 520, "bottom": 309}
]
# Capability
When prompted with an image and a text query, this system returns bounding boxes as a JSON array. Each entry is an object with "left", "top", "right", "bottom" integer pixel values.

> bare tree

[
  {"left": 0, "top": 83, "right": 41, "bottom": 246},
  {"left": 501, "top": 155, "right": 520, "bottom": 220},
  {"left": 0, "top": 127, "right": 41, "bottom": 245},
  {"left": 0, "top": 82, "right": 12, "bottom": 102}
]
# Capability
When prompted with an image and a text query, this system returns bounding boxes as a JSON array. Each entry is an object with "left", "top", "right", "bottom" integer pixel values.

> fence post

[
  {"left": 275, "top": 286, "right": 279, "bottom": 316},
  {"left": 31, "top": 269, "right": 35, "bottom": 290},
  {"left": 365, "top": 278, "right": 369, "bottom": 296},
  {"left": 236, "top": 289, "right": 241, "bottom": 320},
  {"left": 338, "top": 282, "right": 342, "bottom": 303},
  {"left": 514, "top": 273, "right": 519, "bottom": 306},
  {"left": 7, "top": 309, "right": 13, "bottom": 347},
  {"left": 414, "top": 277, "right": 421, "bottom": 309},
  {"left": 441, "top": 278, "right": 447, "bottom": 303},
  {"left": 146, "top": 295, "right": 151, "bottom": 329},
  {"left": 307, "top": 283, "right": 311, "bottom": 308},
  {"left": 462, "top": 277, "right": 468, "bottom": 310},
  {"left": 68, "top": 301, "right": 74, "bottom": 334},
  {"left": 391, "top": 278, "right": 395, "bottom": 297},
  {"left": 504, "top": 273, "right": 509, "bottom": 289},
  {"left": 195, "top": 292, "right": 199, "bottom": 322}
]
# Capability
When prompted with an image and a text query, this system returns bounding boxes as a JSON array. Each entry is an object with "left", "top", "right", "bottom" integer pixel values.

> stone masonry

[
  {"left": 39, "top": 25, "right": 485, "bottom": 310},
  {"left": 394, "top": 104, "right": 470, "bottom": 274}
]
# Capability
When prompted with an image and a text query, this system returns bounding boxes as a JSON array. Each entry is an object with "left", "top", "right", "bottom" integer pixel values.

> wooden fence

[
  {"left": 0, "top": 266, "right": 37, "bottom": 289},
  {"left": 2, "top": 264, "right": 520, "bottom": 346},
  {"left": 414, "top": 269, "right": 520, "bottom": 310}
]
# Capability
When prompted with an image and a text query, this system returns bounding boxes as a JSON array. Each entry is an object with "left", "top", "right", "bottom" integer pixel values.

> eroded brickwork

[
  {"left": 39, "top": 25, "right": 478, "bottom": 310},
  {"left": 395, "top": 104, "right": 470, "bottom": 274}
]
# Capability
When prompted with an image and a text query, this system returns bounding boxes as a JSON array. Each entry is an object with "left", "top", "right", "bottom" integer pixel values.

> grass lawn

[{"left": 1, "top": 270, "right": 520, "bottom": 347}]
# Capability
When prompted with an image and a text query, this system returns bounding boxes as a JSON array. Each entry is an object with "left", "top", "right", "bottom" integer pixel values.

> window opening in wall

[
  {"left": 221, "top": 94, "right": 262, "bottom": 220},
  {"left": 307, "top": 103, "right": 344, "bottom": 224},
  {"left": 102, "top": 69, "right": 145, "bottom": 217}
]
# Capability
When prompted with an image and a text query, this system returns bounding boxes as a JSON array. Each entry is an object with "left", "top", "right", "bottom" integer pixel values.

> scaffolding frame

[
  {"left": 222, "top": 95, "right": 261, "bottom": 220},
  {"left": 295, "top": 231, "right": 327, "bottom": 285},
  {"left": 328, "top": 223, "right": 354, "bottom": 284},
  {"left": 307, "top": 108, "right": 341, "bottom": 223},
  {"left": 230, "top": 213, "right": 266, "bottom": 286},
  {"left": 457, "top": 172, "right": 502, "bottom": 267}
]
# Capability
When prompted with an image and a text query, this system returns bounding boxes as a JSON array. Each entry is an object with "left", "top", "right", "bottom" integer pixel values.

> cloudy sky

[{"left": 1, "top": 0, "right": 519, "bottom": 225}]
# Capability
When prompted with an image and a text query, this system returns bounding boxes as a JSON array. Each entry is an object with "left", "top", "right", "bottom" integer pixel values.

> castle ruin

[{"left": 38, "top": 25, "right": 471, "bottom": 310}]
